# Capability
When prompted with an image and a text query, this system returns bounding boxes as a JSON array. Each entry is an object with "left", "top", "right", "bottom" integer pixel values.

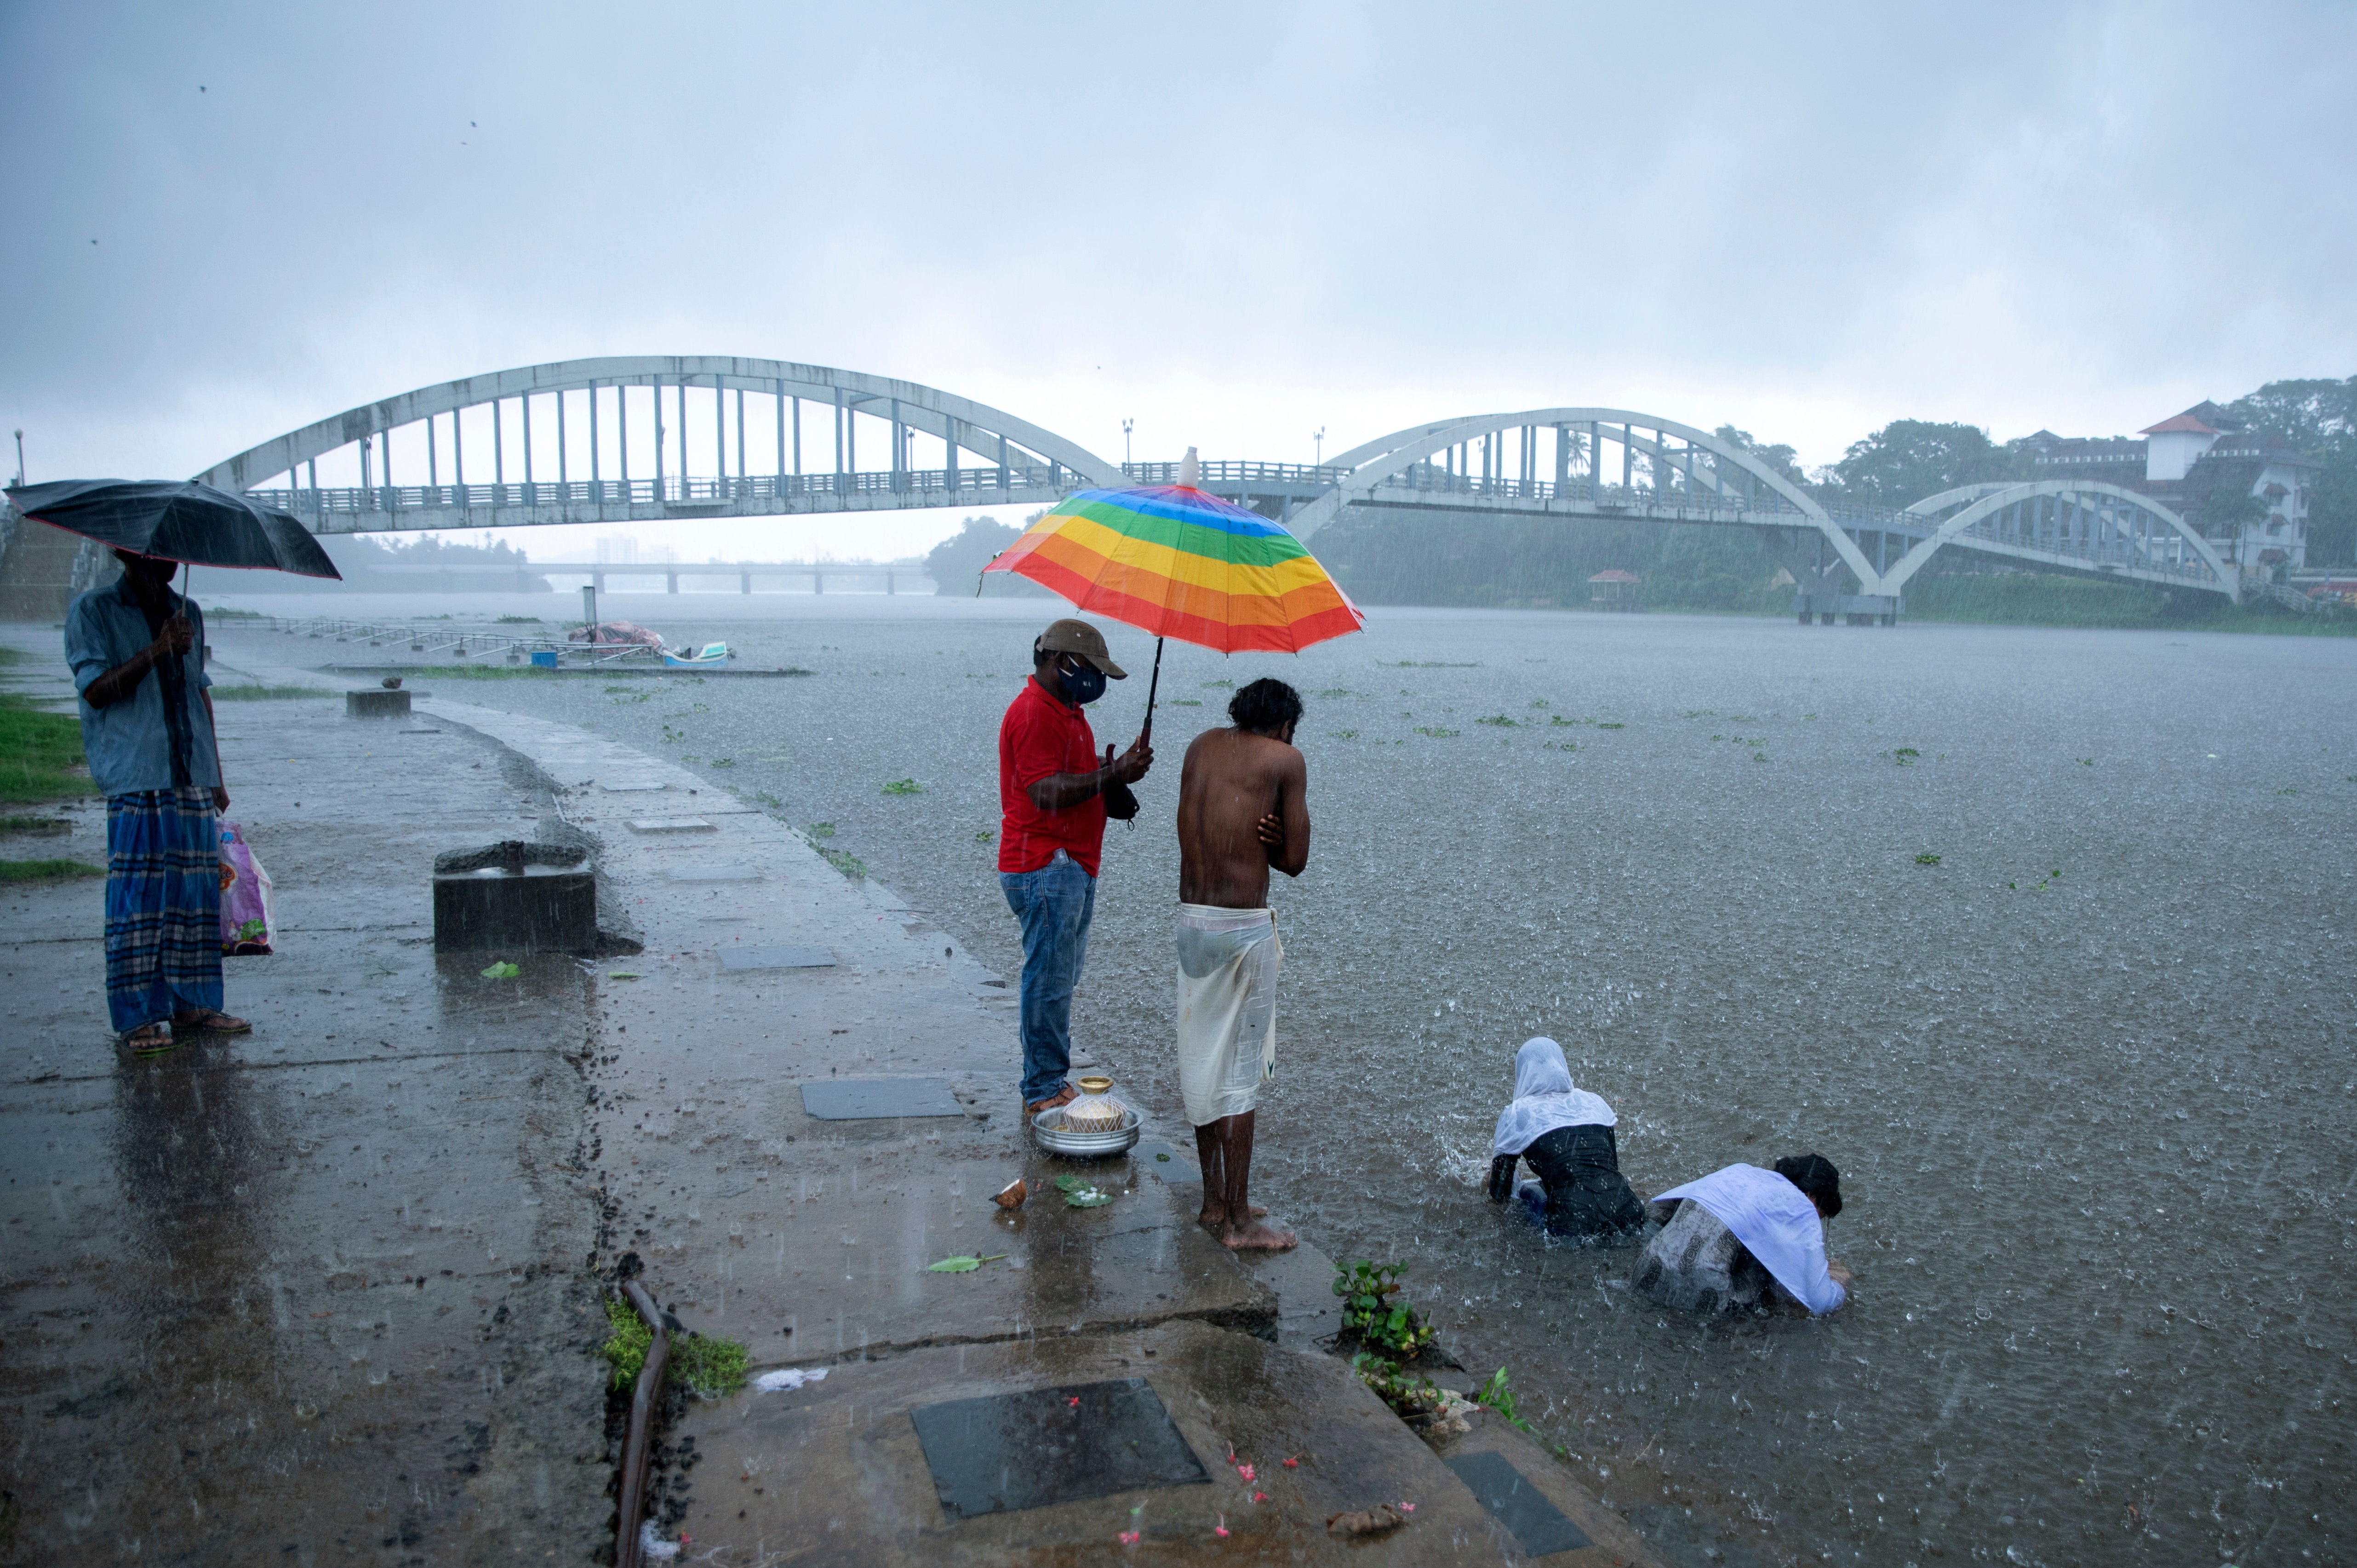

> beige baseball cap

[{"left": 1034, "top": 618, "right": 1127, "bottom": 678}]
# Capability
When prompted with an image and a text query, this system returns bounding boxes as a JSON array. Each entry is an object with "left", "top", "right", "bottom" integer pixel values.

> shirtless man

[{"left": 1174, "top": 677, "right": 1310, "bottom": 1250}]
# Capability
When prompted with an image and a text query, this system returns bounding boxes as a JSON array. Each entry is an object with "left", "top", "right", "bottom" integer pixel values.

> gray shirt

[{"left": 64, "top": 578, "right": 218, "bottom": 796}]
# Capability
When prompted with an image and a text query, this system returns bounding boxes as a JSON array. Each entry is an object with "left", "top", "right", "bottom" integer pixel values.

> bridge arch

[
  {"left": 1288, "top": 407, "right": 1884, "bottom": 593},
  {"left": 196, "top": 356, "right": 1124, "bottom": 534},
  {"left": 1888, "top": 481, "right": 2233, "bottom": 597}
]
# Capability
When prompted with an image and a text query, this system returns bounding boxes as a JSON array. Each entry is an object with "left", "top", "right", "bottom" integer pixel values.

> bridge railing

[
  {"left": 249, "top": 463, "right": 1072, "bottom": 518},
  {"left": 1121, "top": 459, "right": 1352, "bottom": 488}
]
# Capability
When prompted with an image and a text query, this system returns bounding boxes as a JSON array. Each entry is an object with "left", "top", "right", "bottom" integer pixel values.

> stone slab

[
  {"left": 600, "top": 780, "right": 668, "bottom": 792},
  {"left": 664, "top": 863, "right": 761, "bottom": 883},
  {"left": 800, "top": 1078, "right": 966, "bottom": 1120},
  {"left": 909, "top": 1377, "right": 1209, "bottom": 1519},
  {"left": 676, "top": 1321, "right": 1513, "bottom": 1563},
  {"left": 344, "top": 687, "right": 411, "bottom": 718},
  {"left": 1445, "top": 1448, "right": 1592, "bottom": 1557},
  {"left": 626, "top": 817, "right": 716, "bottom": 833},
  {"left": 718, "top": 943, "right": 836, "bottom": 971}
]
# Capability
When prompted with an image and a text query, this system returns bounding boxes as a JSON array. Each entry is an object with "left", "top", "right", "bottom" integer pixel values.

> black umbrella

[{"left": 3, "top": 479, "right": 342, "bottom": 578}]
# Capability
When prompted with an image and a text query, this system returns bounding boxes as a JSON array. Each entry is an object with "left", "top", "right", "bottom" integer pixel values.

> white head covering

[
  {"left": 1490, "top": 1036, "right": 1618, "bottom": 1158},
  {"left": 1652, "top": 1164, "right": 1846, "bottom": 1314}
]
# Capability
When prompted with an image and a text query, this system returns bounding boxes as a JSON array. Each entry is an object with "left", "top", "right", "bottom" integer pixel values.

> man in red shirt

[{"left": 999, "top": 618, "right": 1153, "bottom": 1116}]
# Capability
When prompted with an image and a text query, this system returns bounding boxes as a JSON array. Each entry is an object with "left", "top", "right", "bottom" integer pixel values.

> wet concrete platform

[
  {"left": 1, "top": 633, "right": 608, "bottom": 1563},
  {"left": 677, "top": 1320, "right": 1659, "bottom": 1563},
  {"left": 2, "top": 626, "right": 1665, "bottom": 1566}
]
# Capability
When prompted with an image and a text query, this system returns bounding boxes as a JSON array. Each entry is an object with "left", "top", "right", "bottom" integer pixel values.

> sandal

[
  {"left": 172, "top": 1008, "right": 252, "bottom": 1036},
  {"left": 124, "top": 1024, "right": 177, "bottom": 1059},
  {"left": 1024, "top": 1082, "right": 1078, "bottom": 1117}
]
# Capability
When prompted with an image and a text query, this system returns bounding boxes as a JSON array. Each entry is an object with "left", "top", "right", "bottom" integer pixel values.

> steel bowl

[{"left": 1030, "top": 1104, "right": 1142, "bottom": 1158}]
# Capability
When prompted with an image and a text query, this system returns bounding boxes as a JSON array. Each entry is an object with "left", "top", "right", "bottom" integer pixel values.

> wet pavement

[
  {"left": 2, "top": 623, "right": 1669, "bottom": 1566},
  {"left": 1, "top": 632, "right": 606, "bottom": 1564}
]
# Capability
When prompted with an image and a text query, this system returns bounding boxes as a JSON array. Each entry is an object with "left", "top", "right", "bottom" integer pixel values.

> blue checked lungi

[{"left": 105, "top": 787, "right": 223, "bottom": 1034}]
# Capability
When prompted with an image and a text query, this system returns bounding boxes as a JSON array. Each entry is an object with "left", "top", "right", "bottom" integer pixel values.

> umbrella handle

[{"left": 1139, "top": 636, "right": 1164, "bottom": 746}]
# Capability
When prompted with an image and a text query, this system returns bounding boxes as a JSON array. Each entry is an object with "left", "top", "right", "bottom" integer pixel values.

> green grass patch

[
  {"left": 0, "top": 858, "right": 104, "bottom": 881},
  {"left": 399, "top": 664, "right": 561, "bottom": 679},
  {"left": 598, "top": 1299, "right": 750, "bottom": 1398},
  {"left": 881, "top": 778, "right": 922, "bottom": 795},
  {"left": 818, "top": 846, "right": 869, "bottom": 880},
  {"left": 209, "top": 683, "right": 336, "bottom": 700},
  {"left": 495, "top": 615, "right": 543, "bottom": 624},
  {"left": 0, "top": 692, "right": 94, "bottom": 805},
  {"left": 2, "top": 814, "right": 70, "bottom": 834},
  {"left": 1904, "top": 571, "right": 2357, "bottom": 635}
]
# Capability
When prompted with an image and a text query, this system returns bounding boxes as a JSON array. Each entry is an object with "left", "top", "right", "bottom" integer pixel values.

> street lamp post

[
  {"left": 1122, "top": 418, "right": 1134, "bottom": 469},
  {"left": 11, "top": 429, "right": 22, "bottom": 487},
  {"left": 1313, "top": 426, "right": 1326, "bottom": 467}
]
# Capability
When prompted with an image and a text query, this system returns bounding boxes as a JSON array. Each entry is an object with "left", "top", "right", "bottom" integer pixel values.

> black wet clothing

[{"left": 1487, "top": 1123, "right": 1646, "bottom": 1239}]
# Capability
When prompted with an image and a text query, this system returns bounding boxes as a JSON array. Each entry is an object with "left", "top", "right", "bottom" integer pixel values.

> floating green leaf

[
  {"left": 481, "top": 961, "right": 521, "bottom": 979},
  {"left": 881, "top": 778, "right": 922, "bottom": 795},
  {"left": 608, "top": 971, "right": 641, "bottom": 980},
  {"left": 926, "top": 1253, "right": 1007, "bottom": 1273},
  {"left": 1894, "top": 747, "right": 1921, "bottom": 765},
  {"left": 1914, "top": 853, "right": 1941, "bottom": 866}
]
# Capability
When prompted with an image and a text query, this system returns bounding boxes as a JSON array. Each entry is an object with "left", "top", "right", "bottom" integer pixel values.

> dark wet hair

[
  {"left": 1229, "top": 678, "right": 1303, "bottom": 735},
  {"left": 1775, "top": 1153, "right": 1842, "bottom": 1218}
]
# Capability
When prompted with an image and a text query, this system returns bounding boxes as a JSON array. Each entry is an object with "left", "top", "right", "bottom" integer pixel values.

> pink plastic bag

[{"left": 217, "top": 822, "right": 276, "bottom": 956}]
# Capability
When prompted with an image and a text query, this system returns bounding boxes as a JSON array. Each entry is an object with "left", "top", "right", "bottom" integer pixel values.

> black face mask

[{"left": 1056, "top": 655, "right": 1107, "bottom": 706}]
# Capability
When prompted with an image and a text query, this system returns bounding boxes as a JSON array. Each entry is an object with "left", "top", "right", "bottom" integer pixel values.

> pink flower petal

[
  {"left": 1399, "top": 1501, "right": 1416, "bottom": 1514},
  {"left": 1236, "top": 1463, "right": 1256, "bottom": 1482},
  {"left": 1253, "top": 1491, "right": 1268, "bottom": 1503},
  {"left": 1118, "top": 1530, "right": 1140, "bottom": 1546}
]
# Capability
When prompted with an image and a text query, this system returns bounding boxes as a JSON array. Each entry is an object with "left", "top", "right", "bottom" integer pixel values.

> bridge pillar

[
  {"left": 593, "top": 571, "right": 605, "bottom": 594},
  {"left": 666, "top": 572, "right": 679, "bottom": 594},
  {"left": 740, "top": 571, "right": 752, "bottom": 595},
  {"left": 813, "top": 571, "right": 824, "bottom": 595},
  {"left": 886, "top": 570, "right": 895, "bottom": 595}
]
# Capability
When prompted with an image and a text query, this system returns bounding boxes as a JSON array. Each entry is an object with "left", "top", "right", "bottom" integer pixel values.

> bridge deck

[{"left": 246, "top": 458, "right": 2230, "bottom": 596}]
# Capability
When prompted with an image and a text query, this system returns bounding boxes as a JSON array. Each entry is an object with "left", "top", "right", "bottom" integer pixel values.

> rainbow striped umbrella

[{"left": 983, "top": 477, "right": 1364, "bottom": 733}]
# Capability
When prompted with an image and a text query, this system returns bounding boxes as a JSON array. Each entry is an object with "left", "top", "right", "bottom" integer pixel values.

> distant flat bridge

[{"left": 370, "top": 559, "right": 934, "bottom": 594}]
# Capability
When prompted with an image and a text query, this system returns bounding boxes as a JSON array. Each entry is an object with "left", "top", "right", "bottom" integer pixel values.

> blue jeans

[{"left": 1001, "top": 849, "right": 1096, "bottom": 1106}]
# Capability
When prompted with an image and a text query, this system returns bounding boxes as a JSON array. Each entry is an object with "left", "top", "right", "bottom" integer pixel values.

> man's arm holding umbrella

[{"left": 75, "top": 570, "right": 229, "bottom": 808}]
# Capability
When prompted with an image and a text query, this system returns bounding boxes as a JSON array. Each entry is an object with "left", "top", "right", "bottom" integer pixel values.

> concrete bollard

[
  {"left": 432, "top": 840, "right": 596, "bottom": 953},
  {"left": 346, "top": 688, "right": 412, "bottom": 718}
]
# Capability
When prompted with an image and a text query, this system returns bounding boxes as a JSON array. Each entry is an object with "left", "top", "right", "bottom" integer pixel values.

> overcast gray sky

[{"left": 5, "top": 0, "right": 2351, "bottom": 559}]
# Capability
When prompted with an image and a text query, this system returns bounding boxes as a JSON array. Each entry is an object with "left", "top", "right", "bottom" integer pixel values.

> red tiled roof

[{"left": 2140, "top": 410, "right": 2219, "bottom": 435}]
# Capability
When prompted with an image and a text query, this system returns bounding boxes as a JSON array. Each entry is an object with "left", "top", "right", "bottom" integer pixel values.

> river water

[{"left": 232, "top": 594, "right": 2357, "bottom": 1565}]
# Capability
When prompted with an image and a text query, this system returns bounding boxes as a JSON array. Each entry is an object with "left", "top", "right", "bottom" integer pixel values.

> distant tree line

[
  {"left": 221, "top": 531, "right": 551, "bottom": 592},
  {"left": 925, "top": 514, "right": 1053, "bottom": 597}
]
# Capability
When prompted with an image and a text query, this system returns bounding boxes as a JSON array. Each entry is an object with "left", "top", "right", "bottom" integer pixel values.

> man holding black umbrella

[
  {"left": 65, "top": 550, "right": 247, "bottom": 1055},
  {"left": 8, "top": 476, "right": 340, "bottom": 1054}
]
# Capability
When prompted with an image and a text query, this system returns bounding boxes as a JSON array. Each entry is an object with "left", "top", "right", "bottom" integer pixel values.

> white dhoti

[{"left": 1175, "top": 904, "right": 1281, "bottom": 1127}]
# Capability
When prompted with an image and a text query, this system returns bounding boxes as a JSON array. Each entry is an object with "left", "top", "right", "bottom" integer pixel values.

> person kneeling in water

[
  {"left": 1485, "top": 1037, "right": 1645, "bottom": 1240},
  {"left": 1632, "top": 1154, "right": 1851, "bottom": 1316}
]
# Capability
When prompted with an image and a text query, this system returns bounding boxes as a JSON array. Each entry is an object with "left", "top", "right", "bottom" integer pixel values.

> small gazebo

[{"left": 1588, "top": 569, "right": 1642, "bottom": 612}]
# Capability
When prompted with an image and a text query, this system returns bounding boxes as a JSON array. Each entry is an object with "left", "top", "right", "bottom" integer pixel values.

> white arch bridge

[{"left": 206, "top": 357, "right": 2241, "bottom": 618}]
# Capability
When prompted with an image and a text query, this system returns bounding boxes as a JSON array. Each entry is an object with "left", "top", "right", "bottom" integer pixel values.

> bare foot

[
  {"left": 1220, "top": 1219, "right": 1297, "bottom": 1251},
  {"left": 1198, "top": 1200, "right": 1229, "bottom": 1230}
]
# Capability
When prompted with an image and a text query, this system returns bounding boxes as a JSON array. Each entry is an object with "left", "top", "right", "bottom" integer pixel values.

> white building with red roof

[{"left": 2027, "top": 402, "right": 2321, "bottom": 578}]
